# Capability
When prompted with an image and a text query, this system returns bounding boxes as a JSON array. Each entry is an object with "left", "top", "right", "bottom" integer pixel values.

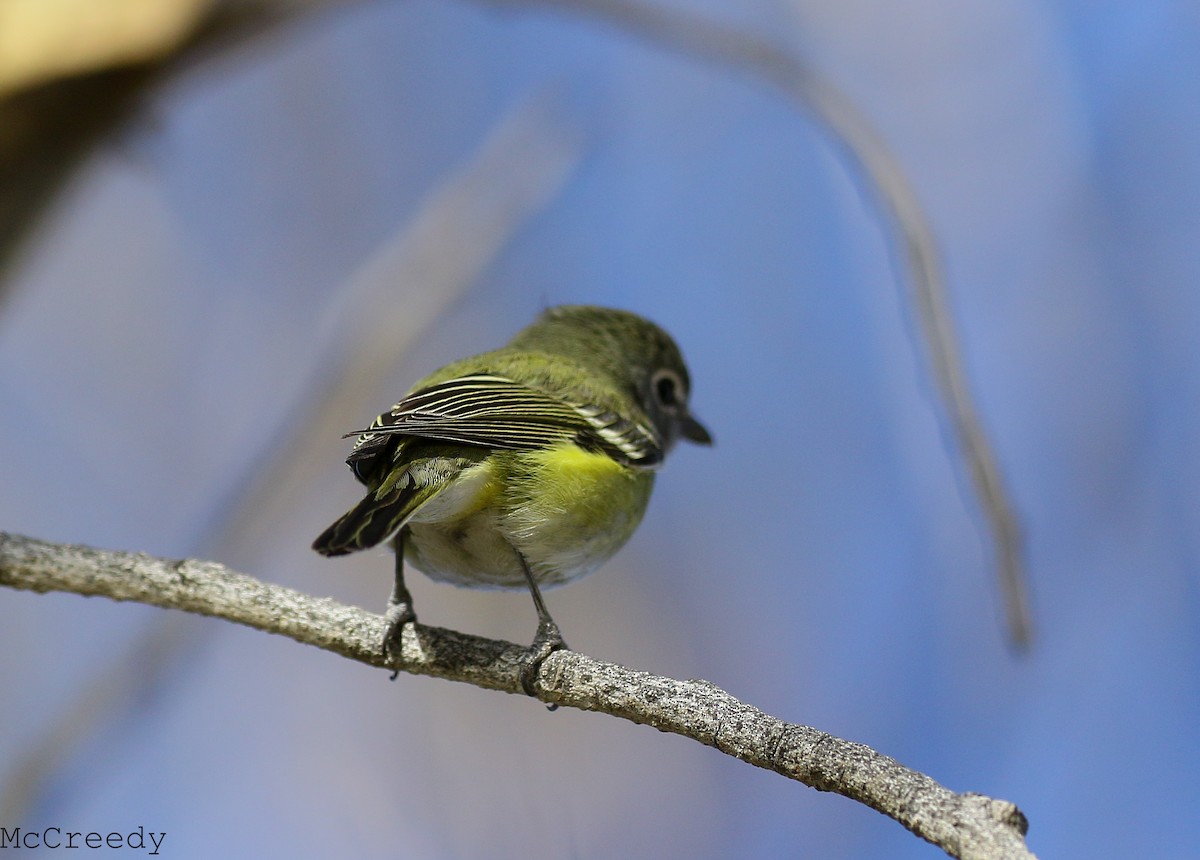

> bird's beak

[{"left": 680, "top": 413, "right": 713, "bottom": 446}]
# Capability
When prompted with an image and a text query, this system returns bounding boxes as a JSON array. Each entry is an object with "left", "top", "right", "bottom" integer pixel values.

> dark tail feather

[{"left": 312, "top": 487, "right": 411, "bottom": 556}]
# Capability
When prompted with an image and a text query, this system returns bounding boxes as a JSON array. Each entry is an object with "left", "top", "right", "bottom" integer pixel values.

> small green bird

[{"left": 312, "top": 305, "right": 711, "bottom": 691}]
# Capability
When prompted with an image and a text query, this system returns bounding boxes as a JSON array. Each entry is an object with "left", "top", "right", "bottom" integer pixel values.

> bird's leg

[
  {"left": 513, "top": 548, "right": 567, "bottom": 698},
  {"left": 382, "top": 529, "right": 416, "bottom": 677}
]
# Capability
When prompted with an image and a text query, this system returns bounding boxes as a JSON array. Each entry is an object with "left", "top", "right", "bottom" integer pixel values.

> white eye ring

[{"left": 651, "top": 368, "right": 686, "bottom": 411}]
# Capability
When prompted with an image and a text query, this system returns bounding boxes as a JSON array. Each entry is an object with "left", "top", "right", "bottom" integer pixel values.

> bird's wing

[{"left": 345, "top": 374, "right": 662, "bottom": 481}]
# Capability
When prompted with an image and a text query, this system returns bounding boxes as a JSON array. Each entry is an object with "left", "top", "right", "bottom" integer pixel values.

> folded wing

[{"left": 345, "top": 374, "right": 662, "bottom": 483}]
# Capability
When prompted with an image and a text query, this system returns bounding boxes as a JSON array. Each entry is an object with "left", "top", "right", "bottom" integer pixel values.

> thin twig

[{"left": 0, "top": 531, "right": 1035, "bottom": 860}]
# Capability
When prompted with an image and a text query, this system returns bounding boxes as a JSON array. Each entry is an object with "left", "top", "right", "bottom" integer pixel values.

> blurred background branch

[
  {"left": 0, "top": 0, "right": 208, "bottom": 96},
  {"left": 0, "top": 0, "right": 346, "bottom": 287}
]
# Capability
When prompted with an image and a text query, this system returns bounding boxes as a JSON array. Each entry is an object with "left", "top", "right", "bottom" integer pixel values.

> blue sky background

[{"left": 2, "top": 1, "right": 1198, "bottom": 857}]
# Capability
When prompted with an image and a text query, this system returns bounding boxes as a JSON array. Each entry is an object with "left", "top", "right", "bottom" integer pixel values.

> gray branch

[{"left": 0, "top": 531, "right": 1035, "bottom": 860}]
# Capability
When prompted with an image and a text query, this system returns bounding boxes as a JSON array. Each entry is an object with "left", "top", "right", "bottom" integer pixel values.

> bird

[{"left": 312, "top": 305, "right": 711, "bottom": 692}]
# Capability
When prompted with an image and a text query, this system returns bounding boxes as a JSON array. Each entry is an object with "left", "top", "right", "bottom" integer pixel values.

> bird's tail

[{"left": 312, "top": 483, "right": 424, "bottom": 556}]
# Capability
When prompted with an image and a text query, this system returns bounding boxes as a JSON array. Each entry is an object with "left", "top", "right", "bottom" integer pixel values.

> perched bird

[{"left": 312, "top": 305, "right": 711, "bottom": 691}]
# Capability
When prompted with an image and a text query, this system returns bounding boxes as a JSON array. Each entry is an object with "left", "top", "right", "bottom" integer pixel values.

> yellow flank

[
  {"left": 518, "top": 442, "right": 641, "bottom": 526},
  {"left": 529, "top": 439, "right": 628, "bottom": 492},
  {"left": 504, "top": 441, "right": 655, "bottom": 584}
]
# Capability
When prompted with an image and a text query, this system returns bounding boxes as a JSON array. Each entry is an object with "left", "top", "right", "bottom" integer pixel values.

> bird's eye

[{"left": 652, "top": 369, "right": 683, "bottom": 409}]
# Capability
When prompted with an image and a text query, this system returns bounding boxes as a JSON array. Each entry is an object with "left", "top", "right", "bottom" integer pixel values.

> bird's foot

[
  {"left": 382, "top": 602, "right": 417, "bottom": 680},
  {"left": 519, "top": 618, "right": 568, "bottom": 701}
]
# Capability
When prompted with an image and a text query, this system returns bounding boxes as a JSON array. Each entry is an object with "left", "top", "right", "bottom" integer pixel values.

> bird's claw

[
  {"left": 382, "top": 602, "right": 416, "bottom": 680},
  {"left": 519, "top": 619, "right": 567, "bottom": 700}
]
